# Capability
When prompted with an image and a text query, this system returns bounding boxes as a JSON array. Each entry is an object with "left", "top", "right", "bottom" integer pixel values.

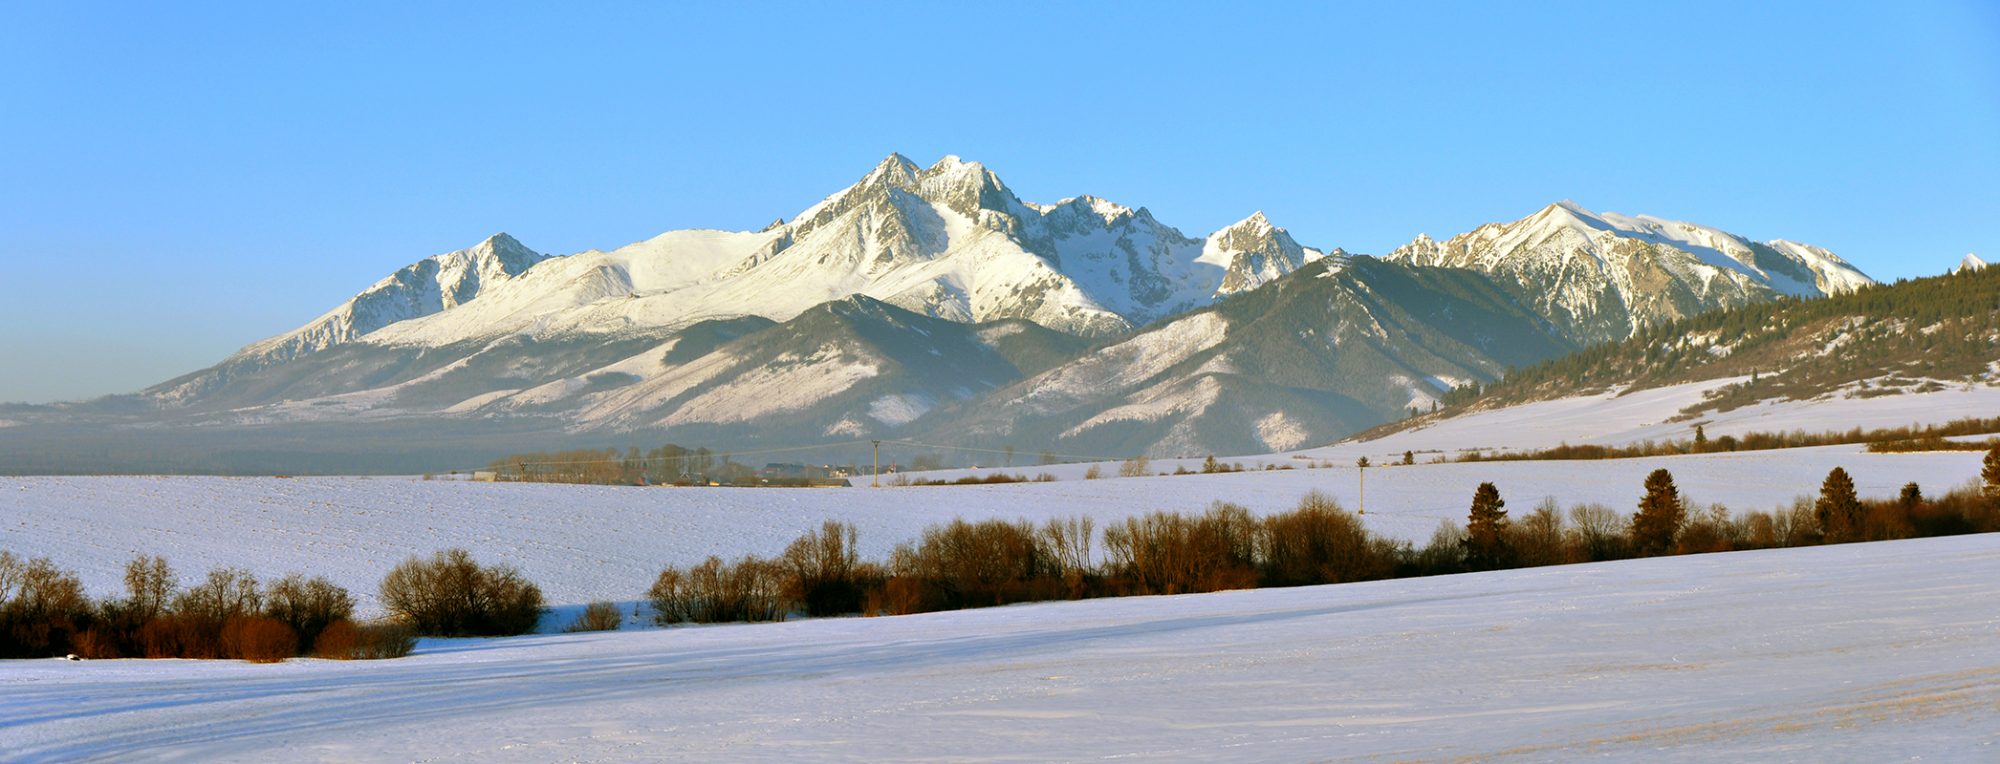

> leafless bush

[
  {"left": 380, "top": 549, "right": 545, "bottom": 636},
  {"left": 264, "top": 573, "right": 354, "bottom": 652},
  {"left": 173, "top": 567, "right": 262, "bottom": 624},
  {"left": 780, "top": 521, "right": 871, "bottom": 616},
  {"left": 1507, "top": 498, "right": 1569, "bottom": 567},
  {"left": 648, "top": 556, "right": 786, "bottom": 624},
  {"left": 1566, "top": 503, "right": 1629, "bottom": 562},
  {"left": 891, "top": 518, "right": 1062, "bottom": 609},
  {"left": 1406, "top": 520, "right": 1467, "bottom": 576},
  {"left": 313, "top": 619, "right": 417, "bottom": 659},
  {"left": 221, "top": 616, "right": 297, "bottom": 662},
  {"left": 122, "top": 555, "right": 176, "bottom": 622},
  {"left": 1103, "top": 503, "right": 1259, "bottom": 595},
  {"left": 1, "top": 552, "right": 93, "bottom": 658},
  {"left": 1259, "top": 492, "right": 1396, "bottom": 586},
  {"left": 1040, "top": 516, "right": 1096, "bottom": 597},
  {"left": 358, "top": 621, "right": 419, "bottom": 659},
  {"left": 1117, "top": 456, "right": 1151, "bottom": 478},
  {"left": 565, "top": 601, "right": 624, "bottom": 632}
]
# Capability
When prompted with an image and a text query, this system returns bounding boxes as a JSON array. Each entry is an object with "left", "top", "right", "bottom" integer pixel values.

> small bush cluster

[
  {"left": 648, "top": 556, "right": 787, "bottom": 624},
  {"left": 3, "top": 546, "right": 547, "bottom": 660},
  {"left": 380, "top": 549, "right": 545, "bottom": 637},
  {"left": 0, "top": 553, "right": 377, "bottom": 661},
  {"left": 565, "top": 601, "right": 625, "bottom": 633}
]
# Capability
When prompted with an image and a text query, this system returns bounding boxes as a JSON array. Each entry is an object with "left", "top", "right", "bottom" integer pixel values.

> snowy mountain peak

[
  {"left": 1385, "top": 202, "right": 1875, "bottom": 343},
  {"left": 1959, "top": 253, "right": 1987, "bottom": 274},
  {"left": 1231, "top": 210, "right": 1274, "bottom": 233},
  {"left": 1202, "top": 211, "right": 1308, "bottom": 296},
  {"left": 470, "top": 232, "right": 543, "bottom": 274},
  {"left": 1548, "top": 199, "right": 1598, "bottom": 218},
  {"left": 865, "top": 152, "right": 922, "bottom": 185}
]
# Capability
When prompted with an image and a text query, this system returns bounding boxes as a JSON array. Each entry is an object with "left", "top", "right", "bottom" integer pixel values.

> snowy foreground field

[
  {"left": 0, "top": 446, "right": 1985, "bottom": 615},
  {"left": 5, "top": 534, "right": 1998, "bottom": 761}
]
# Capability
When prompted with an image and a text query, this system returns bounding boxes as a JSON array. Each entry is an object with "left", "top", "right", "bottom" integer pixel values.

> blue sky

[{"left": 1, "top": 2, "right": 1996, "bottom": 404}]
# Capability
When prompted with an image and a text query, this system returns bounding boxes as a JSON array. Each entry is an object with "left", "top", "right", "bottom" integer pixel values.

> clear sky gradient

[{"left": 2, "top": 1, "right": 1996, "bottom": 403}]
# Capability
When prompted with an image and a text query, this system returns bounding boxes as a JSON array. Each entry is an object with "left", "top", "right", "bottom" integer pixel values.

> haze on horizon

[{"left": 1, "top": 1, "right": 1996, "bottom": 404}]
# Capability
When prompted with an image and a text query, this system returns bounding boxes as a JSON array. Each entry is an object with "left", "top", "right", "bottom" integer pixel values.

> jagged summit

[
  {"left": 1201, "top": 211, "right": 1312, "bottom": 296},
  {"left": 1385, "top": 201, "right": 1874, "bottom": 344},
  {"left": 1959, "top": 253, "right": 1987, "bottom": 274}
]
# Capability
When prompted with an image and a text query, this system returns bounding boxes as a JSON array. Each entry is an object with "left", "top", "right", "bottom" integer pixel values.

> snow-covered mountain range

[{"left": 2, "top": 155, "right": 1895, "bottom": 471}]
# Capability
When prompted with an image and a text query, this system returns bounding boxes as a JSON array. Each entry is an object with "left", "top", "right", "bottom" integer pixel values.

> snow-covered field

[
  {"left": 5, "top": 534, "right": 1997, "bottom": 761},
  {"left": 0, "top": 446, "right": 1985, "bottom": 616}
]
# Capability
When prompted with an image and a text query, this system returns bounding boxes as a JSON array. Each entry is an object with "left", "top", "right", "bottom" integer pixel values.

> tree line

[{"left": 642, "top": 446, "right": 2000, "bottom": 623}]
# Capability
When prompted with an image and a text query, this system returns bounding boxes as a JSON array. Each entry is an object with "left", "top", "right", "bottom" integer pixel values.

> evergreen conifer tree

[
  {"left": 1984, "top": 445, "right": 2000, "bottom": 501},
  {"left": 1815, "top": 467, "right": 1863, "bottom": 542},
  {"left": 1631, "top": 468, "right": 1684, "bottom": 555},
  {"left": 1461, "top": 482, "right": 1511, "bottom": 569}
]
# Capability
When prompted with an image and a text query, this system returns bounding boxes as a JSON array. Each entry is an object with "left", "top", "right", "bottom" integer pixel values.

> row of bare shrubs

[
  {"left": 644, "top": 458, "right": 2000, "bottom": 624},
  {"left": 0, "top": 553, "right": 416, "bottom": 661},
  {"left": 646, "top": 494, "right": 1402, "bottom": 622},
  {"left": 1, "top": 547, "right": 541, "bottom": 660}
]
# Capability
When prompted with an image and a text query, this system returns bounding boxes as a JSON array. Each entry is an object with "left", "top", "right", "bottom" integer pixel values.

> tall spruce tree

[
  {"left": 1461, "top": 482, "right": 1511, "bottom": 570},
  {"left": 1631, "top": 468, "right": 1684, "bottom": 556},
  {"left": 1984, "top": 445, "right": 2000, "bottom": 501},
  {"left": 1815, "top": 467, "right": 1863, "bottom": 542},
  {"left": 1899, "top": 482, "right": 1924, "bottom": 512}
]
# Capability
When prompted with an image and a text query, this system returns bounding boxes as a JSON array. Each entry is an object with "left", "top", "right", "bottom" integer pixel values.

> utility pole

[
  {"left": 1356, "top": 456, "right": 1369, "bottom": 514},
  {"left": 871, "top": 440, "right": 882, "bottom": 488}
]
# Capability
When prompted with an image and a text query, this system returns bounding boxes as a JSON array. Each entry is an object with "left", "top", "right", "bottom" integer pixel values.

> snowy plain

[
  {"left": 0, "top": 445, "right": 1986, "bottom": 618},
  {"left": 2, "top": 378, "right": 1995, "bottom": 760},
  {"left": 4, "top": 534, "right": 1997, "bottom": 761}
]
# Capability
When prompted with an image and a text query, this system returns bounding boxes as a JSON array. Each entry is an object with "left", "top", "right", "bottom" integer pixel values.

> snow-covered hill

[{"left": 1385, "top": 201, "right": 1873, "bottom": 344}]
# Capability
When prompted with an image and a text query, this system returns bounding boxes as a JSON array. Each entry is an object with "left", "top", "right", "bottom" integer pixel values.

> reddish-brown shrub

[
  {"left": 221, "top": 616, "right": 297, "bottom": 663},
  {"left": 863, "top": 576, "right": 930, "bottom": 616},
  {"left": 137, "top": 615, "right": 186, "bottom": 658},
  {"left": 72, "top": 627, "right": 122, "bottom": 659},
  {"left": 313, "top": 619, "right": 359, "bottom": 658},
  {"left": 264, "top": 573, "right": 354, "bottom": 652}
]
